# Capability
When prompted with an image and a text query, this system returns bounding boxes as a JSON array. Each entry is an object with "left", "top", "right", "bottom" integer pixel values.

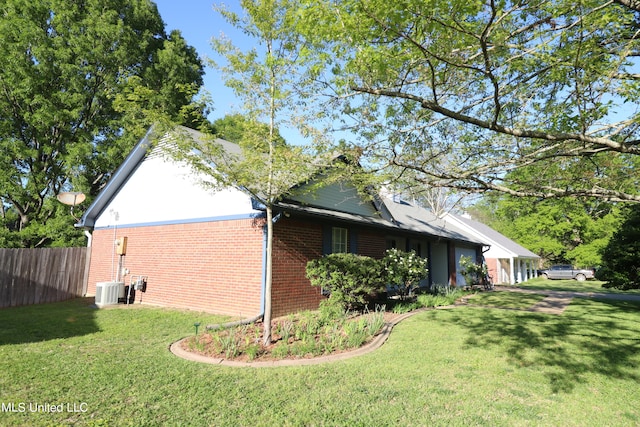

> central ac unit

[{"left": 95, "top": 281, "right": 124, "bottom": 307}]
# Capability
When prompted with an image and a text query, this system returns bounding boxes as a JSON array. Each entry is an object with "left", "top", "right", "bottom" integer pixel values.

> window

[
  {"left": 332, "top": 227, "right": 348, "bottom": 253},
  {"left": 410, "top": 241, "right": 422, "bottom": 257}
]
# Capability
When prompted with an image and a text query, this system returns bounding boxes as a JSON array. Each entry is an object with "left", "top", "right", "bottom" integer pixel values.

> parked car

[{"left": 539, "top": 264, "right": 595, "bottom": 282}]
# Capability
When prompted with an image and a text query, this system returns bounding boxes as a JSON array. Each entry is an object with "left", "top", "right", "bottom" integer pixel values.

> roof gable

[
  {"left": 444, "top": 213, "right": 539, "bottom": 258},
  {"left": 286, "top": 179, "right": 379, "bottom": 217},
  {"left": 78, "top": 126, "right": 258, "bottom": 229}
]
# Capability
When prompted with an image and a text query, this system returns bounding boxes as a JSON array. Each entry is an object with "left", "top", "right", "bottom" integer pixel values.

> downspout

[
  {"left": 481, "top": 245, "right": 491, "bottom": 288},
  {"left": 427, "top": 241, "right": 433, "bottom": 288},
  {"left": 205, "top": 212, "right": 284, "bottom": 332},
  {"left": 259, "top": 215, "right": 269, "bottom": 316},
  {"left": 82, "top": 230, "right": 92, "bottom": 296}
]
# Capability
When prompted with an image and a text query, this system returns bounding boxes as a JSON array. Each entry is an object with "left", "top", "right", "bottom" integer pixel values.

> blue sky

[
  {"left": 153, "top": 0, "right": 249, "bottom": 123},
  {"left": 153, "top": 0, "right": 314, "bottom": 144}
]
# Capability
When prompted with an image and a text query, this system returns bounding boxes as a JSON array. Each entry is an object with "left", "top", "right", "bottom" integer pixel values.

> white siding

[
  {"left": 94, "top": 156, "right": 259, "bottom": 228},
  {"left": 484, "top": 245, "right": 515, "bottom": 259}
]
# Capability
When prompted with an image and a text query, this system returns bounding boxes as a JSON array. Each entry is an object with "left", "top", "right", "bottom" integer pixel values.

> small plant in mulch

[{"left": 181, "top": 299, "right": 387, "bottom": 362}]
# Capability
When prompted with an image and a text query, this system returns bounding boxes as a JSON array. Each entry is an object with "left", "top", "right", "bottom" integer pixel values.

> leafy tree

[
  {"left": 295, "top": 0, "right": 640, "bottom": 203},
  {"left": 0, "top": 0, "right": 206, "bottom": 247},
  {"left": 175, "top": 0, "right": 326, "bottom": 345},
  {"left": 471, "top": 191, "right": 623, "bottom": 267},
  {"left": 598, "top": 205, "right": 640, "bottom": 289},
  {"left": 212, "top": 114, "right": 285, "bottom": 146}
]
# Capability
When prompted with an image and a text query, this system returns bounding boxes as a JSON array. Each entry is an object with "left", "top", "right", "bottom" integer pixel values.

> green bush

[
  {"left": 318, "top": 298, "right": 346, "bottom": 324},
  {"left": 306, "top": 253, "right": 386, "bottom": 310},
  {"left": 382, "top": 249, "right": 429, "bottom": 300}
]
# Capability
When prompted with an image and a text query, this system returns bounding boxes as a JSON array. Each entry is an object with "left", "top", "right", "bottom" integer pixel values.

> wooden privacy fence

[{"left": 0, "top": 247, "right": 87, "bottom": 308}]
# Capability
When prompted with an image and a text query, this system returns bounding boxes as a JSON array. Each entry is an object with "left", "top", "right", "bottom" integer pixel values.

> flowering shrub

[
  {"left": 458, "top": 255, "right": 489, "bottom": 288},
  {"left": 382, "top": 249, "right": 429, "bottom": 300}
]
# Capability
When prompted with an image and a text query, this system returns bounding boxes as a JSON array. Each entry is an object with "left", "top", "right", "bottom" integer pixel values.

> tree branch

[
  {"left": 614, "top": 0, "right": 640, "bottom": 13},
  {"left": 351, "top": 86, "right": 640, "bottom": 155}
]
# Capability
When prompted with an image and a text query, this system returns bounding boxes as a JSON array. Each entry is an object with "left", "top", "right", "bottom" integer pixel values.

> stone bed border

[{"left": 169, "top": 306, "right": 452, "bottom": 368}]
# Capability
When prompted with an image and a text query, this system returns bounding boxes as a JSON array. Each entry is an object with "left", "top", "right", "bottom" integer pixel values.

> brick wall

[
  {"left": 270, "top": 220, "right": 388, "bottom": 318},
  {"left": 271, "top": 219, "right": 324, "bottom": 318},
  {"left": 356, "top": 229, "right": 387, "bottom": 259},
  {"left": 88, "top": 216, "right": 394, "bottom": 319},
  {"left": 486, "top": 257, "right": 500, "bottom": 285},
  {"left": 87, "top": 218, "right": 264, "bottom": 317}
]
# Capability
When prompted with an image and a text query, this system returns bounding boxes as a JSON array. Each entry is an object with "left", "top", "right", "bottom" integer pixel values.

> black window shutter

[
  {"left": 322, "top": 225, "right": 332, "bottom": 255},
  {"left": 349, "top": 229, "right": 358, "bottom": 253}
]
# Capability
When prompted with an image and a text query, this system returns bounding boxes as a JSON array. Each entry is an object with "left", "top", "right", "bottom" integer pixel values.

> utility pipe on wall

[{"left": 82, "top": 230, "right": 92, "bottom": 296}]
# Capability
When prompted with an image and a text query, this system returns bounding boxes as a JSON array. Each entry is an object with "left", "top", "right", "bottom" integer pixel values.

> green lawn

[
  {"left": 2, "top": 289, "right": 640, "bottom": 426},
  {"left": 516, "top": 277, "right": 640, "bottom": 294},
  {"left": 466, "top": 291, "right": 547, "bottom": 309}
]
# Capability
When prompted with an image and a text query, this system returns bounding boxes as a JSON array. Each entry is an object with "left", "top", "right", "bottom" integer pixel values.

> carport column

[
  {"left": 509, "top": 257, "right": 515, "bottom": 285},
  {"left": 528, "top": 260, "right": 534, "bottom": 280},
  {"left": 517, "top": 259, "right": 523, "bottom": 283}
]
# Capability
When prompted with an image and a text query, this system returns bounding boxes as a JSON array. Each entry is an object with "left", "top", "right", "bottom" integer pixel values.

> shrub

[
  {"left": 382, "top": 249, "right": 429, "bottom": 300},
  {"left": 196, "top": 302, "right": 387, "bottom": 361},
  {"left": 459, "top": 255, "right": 488, "bottom": 288},
  {"left": 306, "top": 253, "right": 386, "bottom": 310},
  {"left": 318, "top": 297, "right": 346, "bottom": 324}
]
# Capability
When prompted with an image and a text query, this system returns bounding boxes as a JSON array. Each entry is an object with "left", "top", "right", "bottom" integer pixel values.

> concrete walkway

[
  {"left": 527, "top": 295, "right": 575, "bottom": 315},
  {"left": 170, "top": 287, "right": 640, "bottom": 367}
]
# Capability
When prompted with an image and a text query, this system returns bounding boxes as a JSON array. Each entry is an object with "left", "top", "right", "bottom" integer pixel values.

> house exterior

[
  {"left": 78, "top": 126, "right": 486, "bottom": 318},
  {"left": 442, "top": 213, "right": 540, "bottom": 285},
  {"left": 380, "top": 198, "right": 486, "bottom": 287}
]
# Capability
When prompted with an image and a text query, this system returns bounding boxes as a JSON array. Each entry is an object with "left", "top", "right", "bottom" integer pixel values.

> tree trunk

[{"left": 262, "top": 205, "right": 273, "bottom": 346}]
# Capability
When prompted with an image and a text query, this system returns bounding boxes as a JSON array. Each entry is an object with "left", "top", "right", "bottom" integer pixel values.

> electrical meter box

[{"left": 116, "top": 237, "right": 128, "bottom": 255}]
